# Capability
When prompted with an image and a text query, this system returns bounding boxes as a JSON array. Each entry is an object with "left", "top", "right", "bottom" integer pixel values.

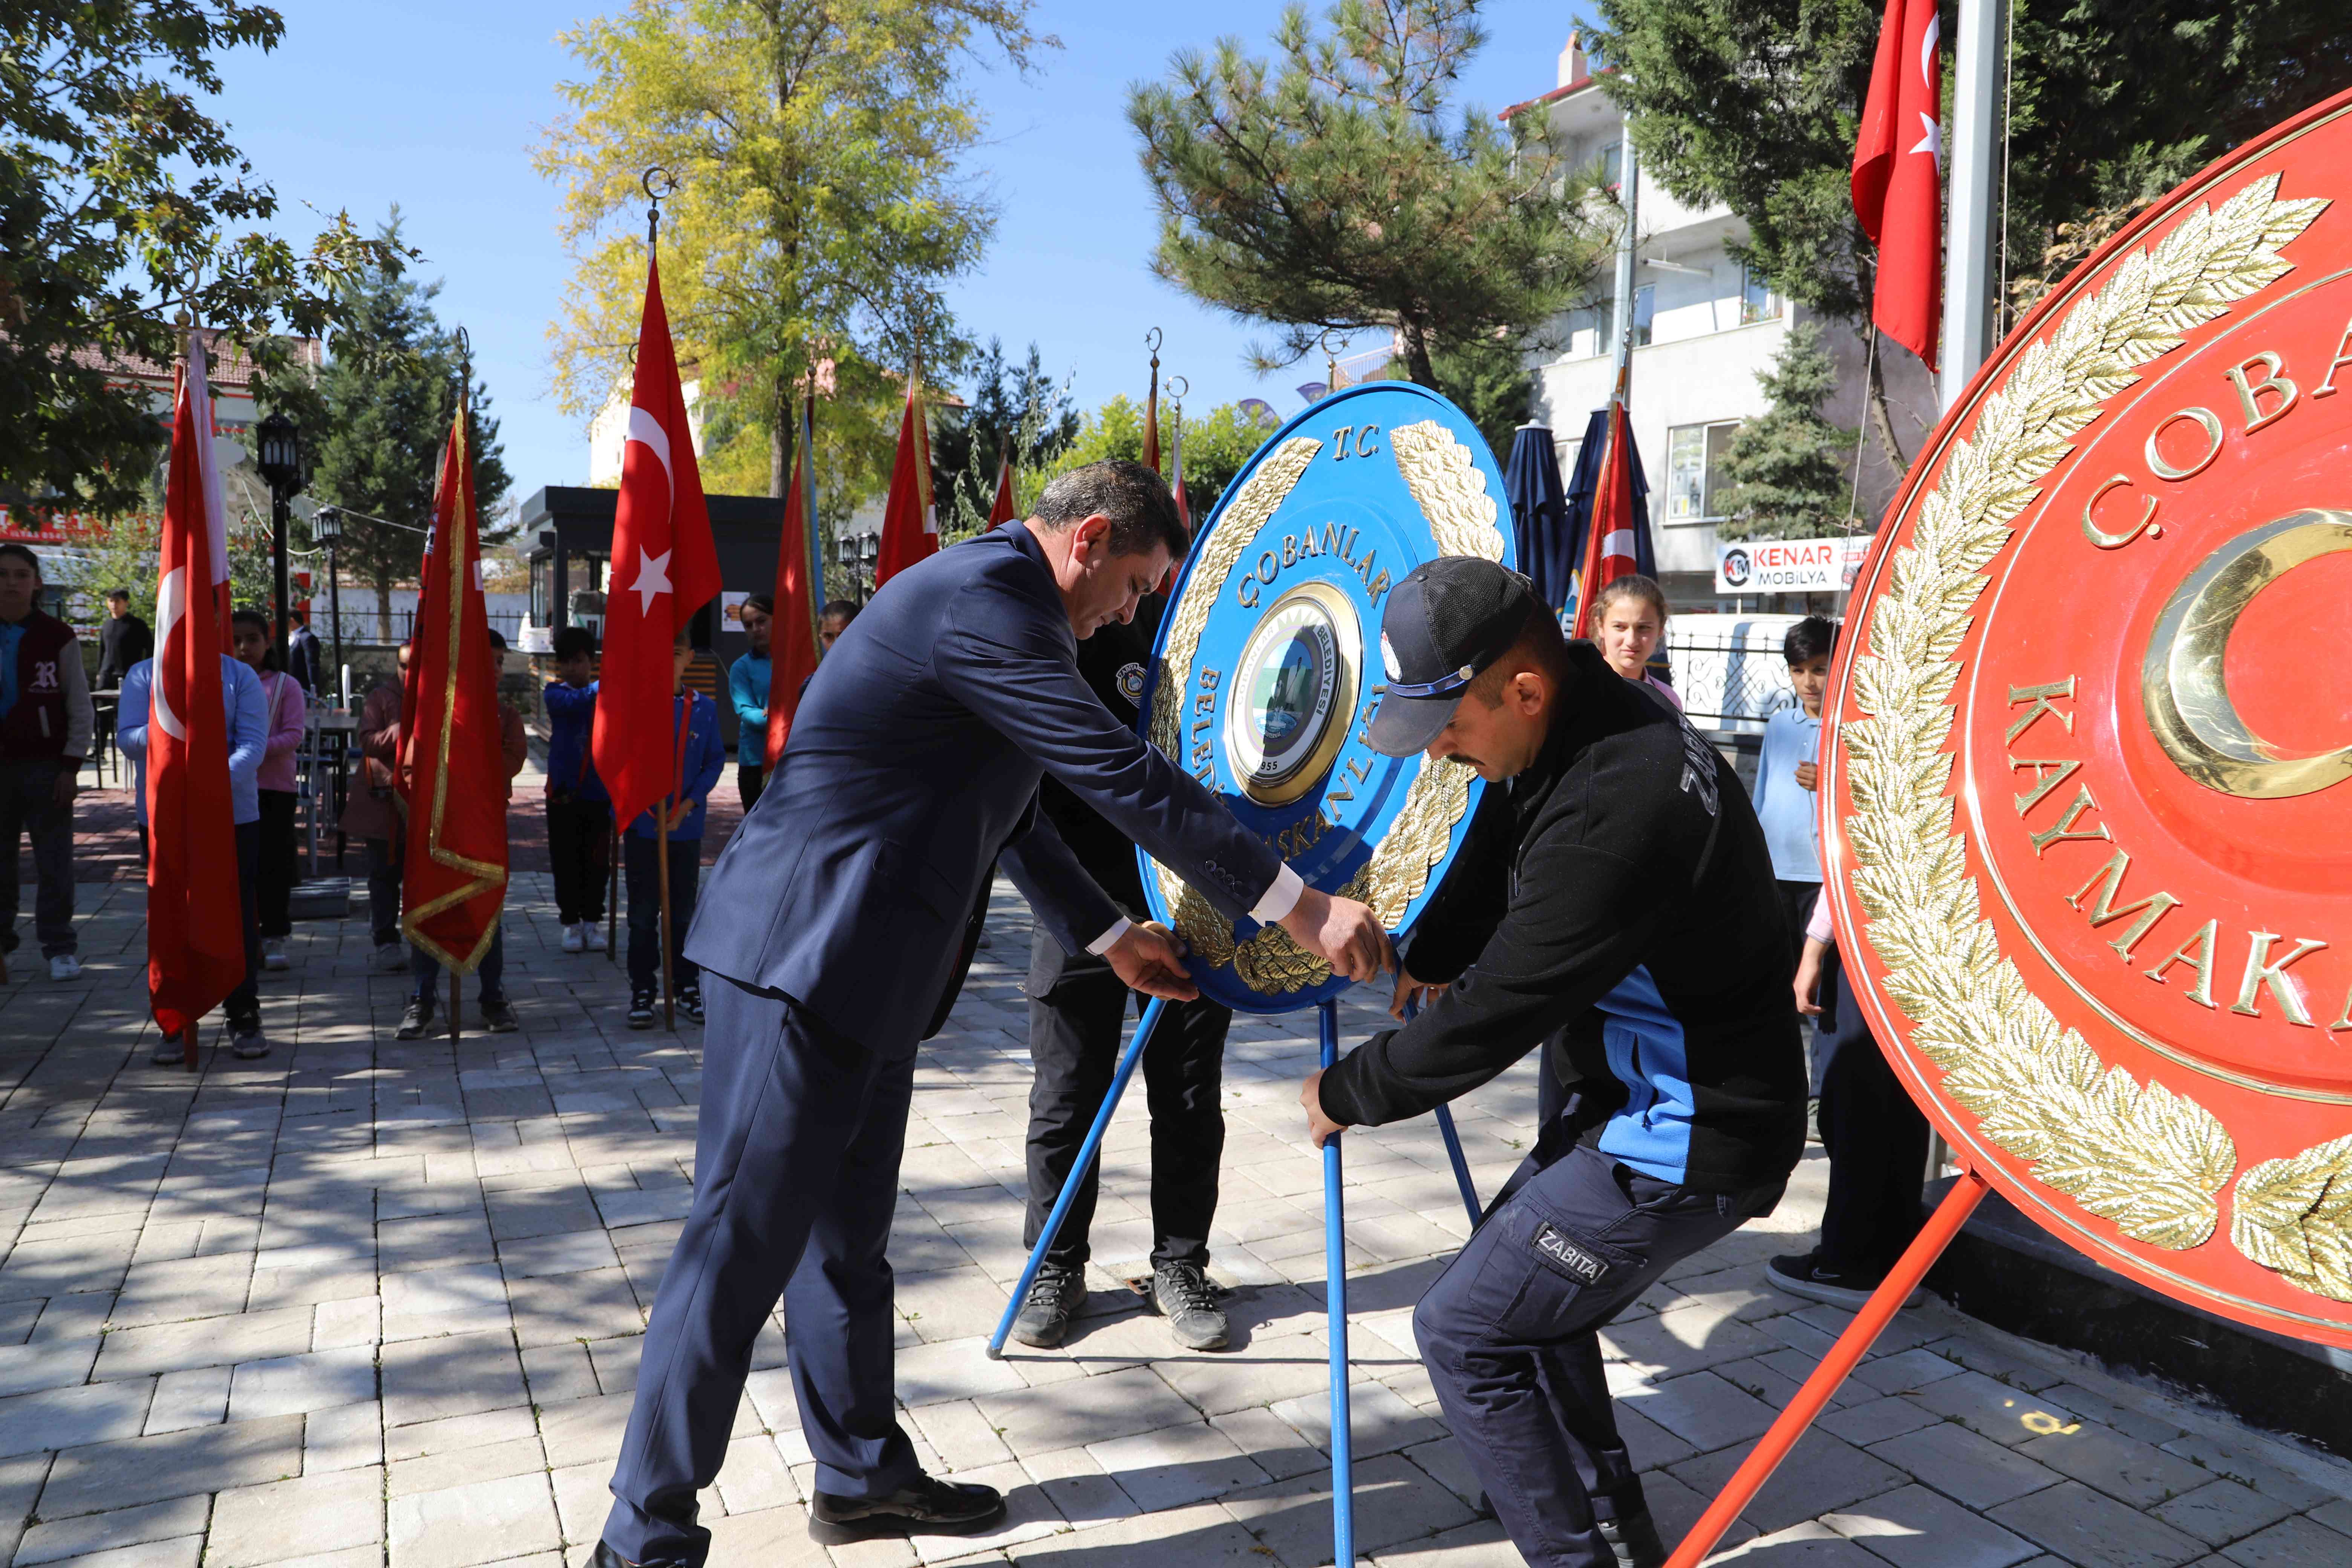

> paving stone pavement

[{"left": 7, "top": 804, "right": 2352, "bottom": 1567}]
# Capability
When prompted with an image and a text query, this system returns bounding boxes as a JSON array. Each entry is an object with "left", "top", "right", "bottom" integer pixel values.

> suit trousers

[
  {"left": 1022, "top": 929, "right": 1230, "bottom": 1270},
  {"left": 546, "top": 793, "right": 611, "bottom": 926},
  {"left": 603, "top": 978, "right": 920, "bottom": 1564},
  {"left": 1414, "top": 1129, "right": 1782, "bottom": 1568},
  {"left": 1815, "top": 952, "right": 1929, "bottom": 1276}
]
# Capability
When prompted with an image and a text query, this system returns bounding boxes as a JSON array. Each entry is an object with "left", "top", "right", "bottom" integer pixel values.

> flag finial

[{"left": 642, "top": 165, "right": 676, "bottom": 251}]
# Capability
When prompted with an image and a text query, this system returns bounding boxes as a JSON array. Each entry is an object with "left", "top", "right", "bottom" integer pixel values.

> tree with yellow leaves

[{"left": 536, "top": 0, "right": 1051, "bottom": 511}]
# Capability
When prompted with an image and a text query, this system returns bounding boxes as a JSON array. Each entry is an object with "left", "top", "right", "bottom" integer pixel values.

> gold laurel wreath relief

[
  {"left": 1844, "top": 173, "right": 2324, "bottom": 1262},
  {"left": 1141, "top": 418, "right": 1499, "bottom": 994}
]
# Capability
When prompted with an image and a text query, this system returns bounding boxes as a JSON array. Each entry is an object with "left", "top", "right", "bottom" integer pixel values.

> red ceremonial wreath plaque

[{"left": 1825, "top": 86, "right": 2352, "bottom": 1346}]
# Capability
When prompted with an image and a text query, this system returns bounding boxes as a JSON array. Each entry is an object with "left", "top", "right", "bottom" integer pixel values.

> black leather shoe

[
  {"left": 808, "top": 1473, "right": 1005, "bottom": 1543},
  {"left": 1599, "top": 1509, "right": 1668, "bottom": 1568}
]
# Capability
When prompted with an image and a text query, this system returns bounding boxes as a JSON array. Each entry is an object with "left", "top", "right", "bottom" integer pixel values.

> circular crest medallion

[
  {"left": 1826, "top": 86, "right": 2352, "bottom": 1344},
  {"left": 1138, "top": 382, "right": 1514, "bottom": 1013}
]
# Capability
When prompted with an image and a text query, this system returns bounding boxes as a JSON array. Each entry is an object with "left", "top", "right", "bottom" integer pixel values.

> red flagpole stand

[{"left": 1664, "top": 1167, "right": 1991, "bottom": 1568}]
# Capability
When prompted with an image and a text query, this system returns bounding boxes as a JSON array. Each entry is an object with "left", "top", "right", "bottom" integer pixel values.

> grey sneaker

[
  {"left": 229, "top": 1020, "right": 269, "bottom": 1059},
  {"left": 1009, "top": 1260, "right": 1084, "bottom": 1348},
  {"left": 1598, "top": 1509, "right": 1667, "bottom": 1568},
  {"left": 1150, "top": 1261, "right": 1229, "bottom": 1351},
  {"left": 372, "top": 942, "right": 408, "bottom": 973}
]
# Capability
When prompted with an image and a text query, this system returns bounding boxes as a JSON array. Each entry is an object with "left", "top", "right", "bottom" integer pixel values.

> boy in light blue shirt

[{"left": 1750, "top": 616, "right": 1835, "bottom": 965}]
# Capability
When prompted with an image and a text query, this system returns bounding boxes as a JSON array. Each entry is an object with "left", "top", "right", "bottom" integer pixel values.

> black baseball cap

[{"left": 1367, "top": 557, "right": 1543, "bottom": 756}]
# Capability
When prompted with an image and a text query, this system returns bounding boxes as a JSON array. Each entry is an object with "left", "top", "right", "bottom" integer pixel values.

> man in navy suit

[{"left": 598, "top": 460, "right": 1390, "bottom": 1563}]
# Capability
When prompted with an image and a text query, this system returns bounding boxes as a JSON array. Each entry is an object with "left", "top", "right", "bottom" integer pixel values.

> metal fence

[
  {"left": 314, "top": 608, "right": 527, "bottom": 646},
  {"left": 1661, "top": 634, "right": 1796, "bottom": 732}
]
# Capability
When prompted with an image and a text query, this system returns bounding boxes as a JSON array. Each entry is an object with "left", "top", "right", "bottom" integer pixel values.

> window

[
  {"left": 1555, "top": 438, "right": 1582, "bottom": 481},
  {"left": 1740, "top": 263, "right": 1781, "bottom": 325},
  {"left": 1633, "top": 285, "right": 1655, "bottom": 348},
  {"left": 1666, "top": 421, "right": 1741, "bottom": 522},
  {"left": 1599, "top": 141, "right": 1622, "bottom": 190}
]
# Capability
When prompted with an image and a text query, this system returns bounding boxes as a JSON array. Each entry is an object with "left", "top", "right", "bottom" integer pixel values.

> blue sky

[{"left": 213, "top": 2, "right": 1591, "bottom": 498}]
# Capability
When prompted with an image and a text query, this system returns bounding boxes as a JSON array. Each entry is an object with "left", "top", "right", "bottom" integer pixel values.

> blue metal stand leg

[
  {"left": 1320, "top": 999, "right": 1356, "bottom": 1568},
  {"left": 987, "top": 997, "right": 1168, "bottom": 1360},
  {"left": 1432, "top": 1104, "right": 1482, "bottom": 1227}
]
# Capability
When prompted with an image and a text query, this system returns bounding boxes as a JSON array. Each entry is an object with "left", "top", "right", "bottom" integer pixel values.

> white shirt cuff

[
  {"left": 1086, "top": 917, "right": 1133, "bottom": 957},
  {"left": 1249, "top": 865, "right": 1306, "bottom": 925}
]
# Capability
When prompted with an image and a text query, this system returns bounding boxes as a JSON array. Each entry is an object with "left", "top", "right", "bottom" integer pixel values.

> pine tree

[
  {"left": 1716, "top": 324, "right": 1854, "bottom": 543},
  {"left": 1129, "top": 0, "right": 1608, "bottom": 408},
  {"left": 933, "top": 340, "right": 1080, "bottom": 542}
]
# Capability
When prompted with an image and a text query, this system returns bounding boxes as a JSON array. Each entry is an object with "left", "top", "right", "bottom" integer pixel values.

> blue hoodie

[
  {"left": 627, "top": 689, "right": 724, "bottom": 841},
  {"left": 543, "top": 679, "right": 607, "bottom": 802}
]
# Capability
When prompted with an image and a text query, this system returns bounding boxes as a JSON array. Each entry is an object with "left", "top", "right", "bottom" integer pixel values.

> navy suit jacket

[{"left": 686, "top": 522, "right": 1285, "bottom": 1050}]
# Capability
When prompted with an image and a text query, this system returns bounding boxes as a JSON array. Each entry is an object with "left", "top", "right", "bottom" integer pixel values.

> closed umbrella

[{"left": 1504, "top": 424, "right": 1573, "bottom": 612}]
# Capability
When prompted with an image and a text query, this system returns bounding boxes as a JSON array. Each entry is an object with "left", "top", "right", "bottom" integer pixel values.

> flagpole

[
  {"left": 657, "top": 690, "right": 685, "bottom": 1030},
  {"left": 1940, "top": 0, "right": 2004, "bottom": 409}
]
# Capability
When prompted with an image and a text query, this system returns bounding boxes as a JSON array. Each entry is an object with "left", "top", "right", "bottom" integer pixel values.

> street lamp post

[
  {"left": 313, "top": 506, "right": 345, "bottom": 706},
  {"left": 254, "top": 413, "right": 304, "bottom": 671}
]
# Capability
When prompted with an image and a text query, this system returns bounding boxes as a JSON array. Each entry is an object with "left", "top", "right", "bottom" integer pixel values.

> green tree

[
  {"left": 297, "top": 219, "right": 511, "bottom": 637},
  {"left": 1716, "top": 324, "right": 1855, "bottom": 541},
  {"left": 536, "top": 0, "right": 1050, "bottom": 530},
  {"left": 1036, "top": 396, "right": 1278, "bottom": 522},
  {"left": 1130, "top": 0, "right": 1609, "bottom": 406},
  {"left": 933, "top": 338, "right": 1080, "bottom": 541},
  {"left": 1588, "top": 0, "right": 2352, "bottom": 469},
  {"left": 1, "top": 2, "right": 413, "bottom": 516}
]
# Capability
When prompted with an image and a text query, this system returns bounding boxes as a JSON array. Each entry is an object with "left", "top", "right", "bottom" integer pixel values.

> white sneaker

[
  {"left": 48, "top": 954, "right": 81, "bottom": 982},
  {"left": 262, "top": 937, "right": 289, "bottom": 971},
  {"left": 584, "top": 924, "right": 608, "bottom": 952},
  {"left": 372, "top": 942, "right": 408, "bottom": 973},
  {"left": 561, "top": 924, "right": 585, "bottom": 953}
]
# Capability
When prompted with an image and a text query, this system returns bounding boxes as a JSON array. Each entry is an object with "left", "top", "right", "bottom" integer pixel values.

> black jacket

[
  {"left": 1317, "top": 641, "right": 1807, "bottom": 1193},
  {"left": 97, "top": 613, "right": 151, "bottom": 687},
  {"left": 1035, "top": 597, "right": 1163, "bottom": 916}
]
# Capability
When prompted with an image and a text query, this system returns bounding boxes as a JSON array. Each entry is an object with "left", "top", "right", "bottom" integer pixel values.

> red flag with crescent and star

[
  {"left": 988, "top": 449, "right": 1018, "bottom": 527},
  {"left": 873, "top": 372, "right": 936, "bottom": 586},
  {"left": 764, "top": 397, "right": 823, "bottom": 767},
  {"left": 1852, "top": 0, "right": 1943, "bottom": 369},
  {"left": 594, "top": 257, "right": 720, "bottom": 831},
  {"left": 400, "top": 407, "right": 509, "bottom": 972},
  {"left": 1570, "top": 398, "right": 1639, "bottom": 640},
  {"left": 145, "top": 332, "right": 245, "bottom": 1039}
]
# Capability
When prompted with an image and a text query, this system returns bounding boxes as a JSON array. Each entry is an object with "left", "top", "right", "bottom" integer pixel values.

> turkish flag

[
  {"left": 873, "top": 374, "right": 936, "bottom": 586},
  {"left": 764, "top": 398, "right": 824, "bottom": 767},
  {"left": 146, "top": 333, "right": 245, "bottom": 1041},
  {"left": 1570, "top": 401, "right": 1640, "bottom": 640},
  {"left": 400, "top": 408, "right": 509, "bottom": 972},
  {"left": 1169, "top": 408, "right": 1189, "bottom": 530},
  {"left": 988, "top": 450, "right": 1018, "bottom": 527},
  {"left": 1852, "top": 0, "right": 1943, "bottom": 369},
  {"left": 594, "top": 257, "right": 720, "bottom": 831}
]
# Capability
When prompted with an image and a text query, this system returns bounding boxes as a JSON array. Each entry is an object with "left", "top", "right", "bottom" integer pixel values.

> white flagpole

[{"left": 1940, "top": 0, "right": 2004, "bottom": 410}]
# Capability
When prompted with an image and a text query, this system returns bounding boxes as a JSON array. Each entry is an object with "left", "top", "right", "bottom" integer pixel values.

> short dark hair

[
  {"left": 486, "top": 627, "right": 507, "bottom": 652},
  {"left": 820, "top": 599, "right": 861, "bottom": 622},
  {"left": 229, "top": 606, "right": 270, "bottom": 635},
  {"left": 1030, "top": 459, "right": 1187, "bottom": 560},
  {"left": 743, "top": 593, "right": 773, "bottom": 617},
  {"left": 1467, "top": 605, "right": 1573, "bottom": 708},
  {"left": 107, "top": 587, "right": 131, "bottom": 602},
  {"left": 553, "top": 626, "right": 597, "bottom": 662},
  {"left": 0, "top": 544, "right": 41, "bottom": 579},
  {"left": 1784, "top": 616, "right": 1836, "bottom": 667}
]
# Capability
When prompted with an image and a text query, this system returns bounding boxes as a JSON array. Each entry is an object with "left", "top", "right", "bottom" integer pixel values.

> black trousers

[
  {"left": 1023, "top": 928, "right": 1231, "bottom": 1270},
  {"left": 604, "top": 980, "right": 919, "bottom": 1564},
  {"left": 1416, "top": 1128, "right": 1783, "bottom": 1566},
  {"left": 737, "top": 763, "right": 763, "bottom": 814},
  {"left": 257, "top": 789, "right": 298, "bottom": 938},
  {"left": 1775, "top": 879, "right": 1820, "bottom": 969},
  {"left": 625, "top": 834, "right": 700, "bottom": 995},
  {"left": 1815, "top": 951, "right": 1929, "bottom": 1275},
  {"left": 547, "top": 792, "right": 612, "bottom": 925},
  {"left": 364, "top": 835, "right": 401, "bottom": 947}
]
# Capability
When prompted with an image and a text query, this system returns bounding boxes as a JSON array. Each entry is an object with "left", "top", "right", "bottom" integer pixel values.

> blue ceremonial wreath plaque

[{"left": 1136, "top": 381, "right": 1516, "bottom": 1014}]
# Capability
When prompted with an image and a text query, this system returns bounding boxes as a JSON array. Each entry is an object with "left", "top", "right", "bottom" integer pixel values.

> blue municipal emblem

[{"left": 1136, "top": 382, "right": 1515, "bottom": 1013}]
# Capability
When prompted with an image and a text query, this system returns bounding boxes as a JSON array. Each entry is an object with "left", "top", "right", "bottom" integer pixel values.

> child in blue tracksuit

[
  {"left": 1750, "top": 616, "right": 1835, "bottom": 967},
  {"left": 544, "top": 626, "right": 610, "bottom": 952},
  {"left": 726, "top": 594, "right": 773, "bottom": 812},
  {"left": 626, "top": 631, "right": 723, "bottom": 1027}
]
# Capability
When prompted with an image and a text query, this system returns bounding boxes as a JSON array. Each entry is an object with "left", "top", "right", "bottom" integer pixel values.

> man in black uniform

[
  {"left": 96, "top": 588, "right": 151, "bottom": 689},
  {"left": 1009, "top": 594, "right": 1237, "bottom": 1353},
  {"left": 1302, "top": 559, "right": 1806, "bottom": 1568}
]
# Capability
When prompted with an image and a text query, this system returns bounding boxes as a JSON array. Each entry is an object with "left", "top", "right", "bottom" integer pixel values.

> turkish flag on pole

[
  {"left": 594, "top": 257, "right": 720, "bottom": 831},
  {"left": 872, "top": 372, "right": 936, "bottom": 586},
  {"left": 400, "top": 408, "right": 509, "bottom": 972},
  {"left": 764, "top": 397, "right": 823, "bottom": 767},
  {"left": 1570, "top": 400, "right": 1640, "bottom": 640},
  {"left": 1852, "top": 0, "right": 1943, "bottom": 369},
  {"left": 146, "top": 333, "right": 245, "bottom": 1041},
  {"left": 987, "top": 450, "right": 1018, "bottom": 527}
]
